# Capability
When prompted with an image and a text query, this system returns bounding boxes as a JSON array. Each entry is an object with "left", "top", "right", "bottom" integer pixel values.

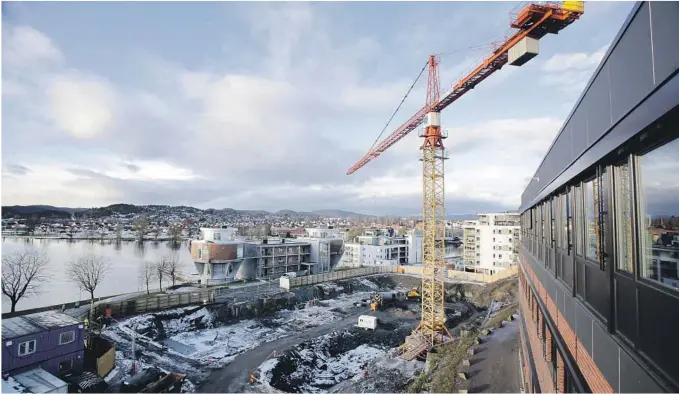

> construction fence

[
  {"left": 93, "top": 290, "right": 214, "bottom": 318},
  {"left": 280, "top": 264, "right": 519, "bottom": 290}
]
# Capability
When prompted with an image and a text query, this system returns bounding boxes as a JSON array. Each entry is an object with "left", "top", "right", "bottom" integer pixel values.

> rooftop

[
  {"left": 2, "top": 311, "right": 81, "bottom": 340},
  {"left": 8, "top": 367, "right": 67, "bottom": 393}
]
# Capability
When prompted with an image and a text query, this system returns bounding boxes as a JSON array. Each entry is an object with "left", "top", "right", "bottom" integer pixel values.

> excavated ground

[{"left": 100, "top": 274, "right": 504, "bottom": 393}]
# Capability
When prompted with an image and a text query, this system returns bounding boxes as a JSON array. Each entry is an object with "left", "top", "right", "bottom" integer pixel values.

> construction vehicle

[
  {"left": 370, "top": 291, "right": 407, "bottom": 310},
  {"left": 347, "top": 1, "right": 584, "bottom": 360},
  {"left": 406, "top": 287, "right": 421, "bottom": 301}
]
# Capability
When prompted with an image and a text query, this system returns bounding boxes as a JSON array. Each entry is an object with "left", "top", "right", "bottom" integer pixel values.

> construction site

[
  {"left": 93, "top": 2, "right": 585, "bottom": 392},
  {"left": 99, "top": 273, "right": 519, "bottom": 393}
]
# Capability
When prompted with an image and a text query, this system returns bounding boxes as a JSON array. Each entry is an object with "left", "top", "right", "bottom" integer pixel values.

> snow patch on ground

[
  {"left": 104, "top": 290, "right": 372, "bottom": 382},
  {"left": 319, "top": 282, "right": 344, "bottom": 293},
  {"left": 358, "top": 278, "right": 379, "bottom": 290},
  {"left": 258, "top": 358, "right": 280, "bottom": 383}
]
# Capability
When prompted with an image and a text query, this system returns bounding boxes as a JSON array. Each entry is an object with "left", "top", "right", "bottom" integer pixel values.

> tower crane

[{"left": 346, "top": 1, "right": 584, "bottom": 358}]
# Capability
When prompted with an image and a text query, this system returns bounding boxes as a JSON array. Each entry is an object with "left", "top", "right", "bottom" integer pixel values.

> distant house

[{"left": 1, "top": 311, "right": 85, "bottom": 377}]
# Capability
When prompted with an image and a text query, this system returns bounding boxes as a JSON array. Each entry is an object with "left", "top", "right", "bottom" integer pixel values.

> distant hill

[
  {"left": 2, "top": 204, "right": 375, "bottom": 219},
  {"left": 310, "top": 209, "right": 374, "bottom": 218},
  {"left": 1, "top": 205, "right": 82, "bottom": 219}
]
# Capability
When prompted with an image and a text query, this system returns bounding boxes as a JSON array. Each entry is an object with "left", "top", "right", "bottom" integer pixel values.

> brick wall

[
  {"left": 520, "top": 254, "right": 614, "bottom": 393},
  {"left": 520, "top": 277, "right": 556, "bottom": 393}
]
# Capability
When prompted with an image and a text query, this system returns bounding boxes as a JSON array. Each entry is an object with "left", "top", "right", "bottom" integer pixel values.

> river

[{"left": 1, "top": 237, "right": 195, "bottom": 312}]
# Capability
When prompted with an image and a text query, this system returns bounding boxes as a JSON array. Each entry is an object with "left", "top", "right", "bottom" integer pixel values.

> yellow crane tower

[{"left": 346, "top": 1, "right": 584, "bottom": 359}]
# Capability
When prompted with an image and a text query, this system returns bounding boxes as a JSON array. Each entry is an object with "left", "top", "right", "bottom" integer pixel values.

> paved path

[
  {"left": 466, "top": 319, "right": 520, "bottom": 393},
  {"left": 197, "top": 310, "right": 365, "bottom": 393}
]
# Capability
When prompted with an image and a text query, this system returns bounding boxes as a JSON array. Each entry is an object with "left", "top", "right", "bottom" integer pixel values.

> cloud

[
  {"left": 2, "top": 164, "right": 32, "bottom": 177},
  {"left": 1, "top": 4, "right": 577, "bottom": 215},
  {"left": 539, "top": 46, "right": 608, "bottom": 95},
  {"left": 2, "top": 25, "right": 63, "bottom": 69},
  {"left": 47, "top": 73, "right": 116, "bottom": 138}
]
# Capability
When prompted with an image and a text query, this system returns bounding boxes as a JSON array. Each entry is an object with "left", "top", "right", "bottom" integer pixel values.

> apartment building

[
  {"left": 341, "top": 233, "right": 408, "bottom": 267},
  {"left": 518, "top": 3, "right": 678, "bottom": 392},
  {"left": 460, "top": 213, "right": 520, "bottom": 274},
  {"left": 243, "top": 239, "right": 311, "bottom": 280},
  {"left": 190, "top": 227, "right": 344, "bottom": 282},
  {"left": 295, "top": 228, "right": 345, "bottom": 274}
]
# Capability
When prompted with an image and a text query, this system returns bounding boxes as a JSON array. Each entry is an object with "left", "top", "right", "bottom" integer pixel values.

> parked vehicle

[{"left": 358, "top": 315, "right": 378, "bottom": 330}]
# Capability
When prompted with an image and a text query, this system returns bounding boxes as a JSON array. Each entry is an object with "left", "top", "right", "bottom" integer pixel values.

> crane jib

[{"left": 347, "top": 2, "right": 583, "bottom": 175}]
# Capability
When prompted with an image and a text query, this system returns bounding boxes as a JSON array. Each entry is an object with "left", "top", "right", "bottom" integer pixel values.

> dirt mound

[{"left": 261, "top": 326, "right": 412, "bottom": 392}]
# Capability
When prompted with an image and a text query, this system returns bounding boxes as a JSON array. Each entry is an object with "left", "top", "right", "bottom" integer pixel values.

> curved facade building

[{"left": 518, "top": 2, "right": 679, "bottom": 392}]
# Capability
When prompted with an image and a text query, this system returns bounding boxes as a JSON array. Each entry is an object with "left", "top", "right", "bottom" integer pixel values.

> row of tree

[{"left": 1, "top": 247, "right": 184, "bottom": 316}]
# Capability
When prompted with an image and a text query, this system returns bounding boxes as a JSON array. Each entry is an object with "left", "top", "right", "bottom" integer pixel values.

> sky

[{"left": 1, "top": 1, "right": 636, "bottom": 216}]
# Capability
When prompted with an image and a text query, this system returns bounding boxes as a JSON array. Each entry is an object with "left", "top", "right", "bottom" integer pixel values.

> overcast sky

[{"left": 1, "top": 1, "right": 635, "bottom": 216}]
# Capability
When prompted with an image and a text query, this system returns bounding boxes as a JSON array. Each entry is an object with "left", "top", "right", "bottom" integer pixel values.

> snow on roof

[
  {"left": 2, "top": 311, "right": 80, "bottom": 340},
  {"left": 1, "top": 375, "right": 30, "bottom": 394},
  {"left": 11, "top": 367, "right": 67, "bottom": 394}
]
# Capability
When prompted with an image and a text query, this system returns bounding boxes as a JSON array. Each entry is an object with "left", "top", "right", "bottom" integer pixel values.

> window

[
  {"left": 59, "top": 359, "right": 73, "bottom": 373},
  {"left": 213, "top": 232, "right": 221, "bottom": 241},
  {"left": 575, "top": 185, "right": 584, "bottom": 256},
  {"left": 584, "top": 178, "right": 599, "bottom": 261},
  {"left": 550, "top": 198, "right": 556, "bottom": 247},
  {"left": 638, "top": 137, "right": 679, "bottom": 290},
  {"left": 59, "top": 331, "right": 75, "bottom": 345},
  {"left": 567, "top": 189, "right": 573, "bottom": 254},
  {"left": 614, "top": 158, "right": 634, "bottom": 272},
  {"left": 18, "top": 340, "right": 36, "bottom": 356}
]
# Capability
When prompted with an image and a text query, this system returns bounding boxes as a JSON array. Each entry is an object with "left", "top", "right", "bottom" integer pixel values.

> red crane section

[{"left": 347, "top": 2, "right": 583, "bottom": 175}]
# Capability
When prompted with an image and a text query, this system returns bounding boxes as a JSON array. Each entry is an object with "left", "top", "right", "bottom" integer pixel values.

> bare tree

[
  {"left": 138, "top": 260, "right": 155, "bottom": 295},
  {"left": 168, "top": 223, "right": 183, "bottom": 244},
  {"left": 66, "top": 253, "right": 112, "bottom": 319},
  {"left": 133, "top": 218, "right": 150, "bottom": 242},
  {"left": 115, "top": 221, "right": 123, "bottom": 242},
  {"left": 1, "top": 248, "right": 51, "bottom": 313},
  {"left": 162, "top": 253, "right": 183, "bottom": 287},
  {"left": 153, "top": 254, "right": 169, "bottom": 292}
]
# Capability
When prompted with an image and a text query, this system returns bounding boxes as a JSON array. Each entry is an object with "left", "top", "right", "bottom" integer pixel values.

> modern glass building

[{"left": 518, "top": 2, "right": 678, "bottom": 392}]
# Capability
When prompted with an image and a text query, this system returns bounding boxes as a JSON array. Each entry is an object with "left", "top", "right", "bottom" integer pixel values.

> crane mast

[
  {"left": 418, "top": 56, "right": 450, "bottom": 345},
  {"left": 347, "top": 1, "right": 584, "bottom": 358}
]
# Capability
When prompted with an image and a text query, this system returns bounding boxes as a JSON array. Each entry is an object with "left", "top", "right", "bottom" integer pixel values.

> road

[
  {"left": 197, "top": 310, "right": 365, "bottom": 393},
  {"left": 465, "top": 319, "right": 520, "bottom": 393}
]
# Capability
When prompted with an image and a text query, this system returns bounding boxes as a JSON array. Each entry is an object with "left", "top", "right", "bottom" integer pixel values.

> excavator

[{"left": 407, "top": 286, "right": 421, "bottom": 301}]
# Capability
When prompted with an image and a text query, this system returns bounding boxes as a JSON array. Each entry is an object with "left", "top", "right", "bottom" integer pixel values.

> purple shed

[{"left": 2, "top": 311, "right": 85, "bottom": 377}]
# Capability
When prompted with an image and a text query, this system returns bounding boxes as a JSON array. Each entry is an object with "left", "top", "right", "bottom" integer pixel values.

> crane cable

[
  {"left": 368, "top": 60, "right": 429, "bottom": 154},
  {"left": 367, "top": 40, "right": 501, "bottom": 154}
]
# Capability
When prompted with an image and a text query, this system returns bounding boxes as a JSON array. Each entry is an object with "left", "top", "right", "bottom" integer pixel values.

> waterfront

[{"left": 1, "top": 237, "right": 194, "bottom": 312}]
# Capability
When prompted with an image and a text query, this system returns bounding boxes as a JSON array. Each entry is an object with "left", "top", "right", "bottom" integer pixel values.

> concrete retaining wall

[{"left": 280, "top": 264, "right": 518, "bottom": 290}]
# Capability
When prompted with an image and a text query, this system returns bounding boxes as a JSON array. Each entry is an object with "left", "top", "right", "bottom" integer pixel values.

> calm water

[{"left": 1, "top": 238, "right": 194, "bottom": 312}]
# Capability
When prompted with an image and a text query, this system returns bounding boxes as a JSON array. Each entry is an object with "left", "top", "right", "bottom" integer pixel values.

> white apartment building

[
  {"left": 461, "top": 213, "right": 520, "bottom": 274},
  {"left": 341, "top": 228, "right": 460, "bottom": 267},
  {"left": 295, "top": 227, "right": 345, "bottom": 274},
  {"left": 341, "top": 234, "right": 408, "bottom": 267}
]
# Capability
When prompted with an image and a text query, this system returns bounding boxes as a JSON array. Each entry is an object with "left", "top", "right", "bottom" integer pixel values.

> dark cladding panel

[
  {"left": 563, "top": 287, "right": 576, "bottom": 329},
  {"left": 649, "top": 1, "right": 679, "bottom": 84},
  {"left": 614, "top": 276, "right": 638, "bottom": 343},
  {"left": 575, "top": 302, "right": 593, "bottom": 355},
  {"left": 585, "top": 65, "right": 613, "bottom": 145},
  {"left": 592, "top": 321, "right": 620, "bottom": 392},
  {"left": 550, "top": 130, "right": 572, "bottom": 184},
  {"left": 609, "top": 3, "right": 655, "bottom": 125},
  {"left": 570, "top": 106, "right": 588, "bottom": 155},
  {"left": 620, "top": 348, "right": 665, "bottom": 393},
  {"left": 638, "top": 284, "right": 679, "bottom": 384},
  {"left": 585, "top": 264, "right": 610, "bottom": 321}
]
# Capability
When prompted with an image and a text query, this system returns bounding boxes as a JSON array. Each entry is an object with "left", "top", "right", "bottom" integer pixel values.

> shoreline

[{"left": 1, "top": 234, "right": 190, "bottom": 242}]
